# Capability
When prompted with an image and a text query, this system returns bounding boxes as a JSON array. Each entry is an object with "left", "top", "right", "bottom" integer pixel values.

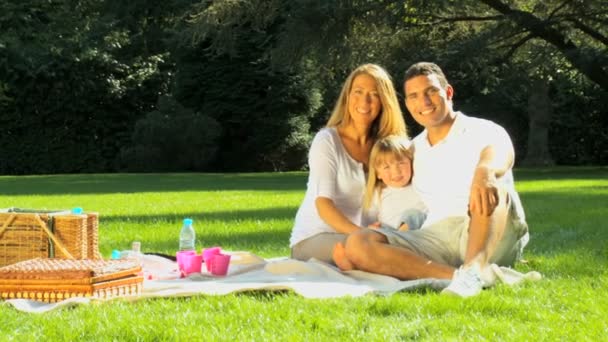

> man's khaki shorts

[{"left": 375, "top": 197, "right": 529, "bottom": 267}]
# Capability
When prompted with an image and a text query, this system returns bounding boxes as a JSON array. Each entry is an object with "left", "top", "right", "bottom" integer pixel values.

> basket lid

[{"left": 0, "top": 258, "right": 141, "bottom": 281}]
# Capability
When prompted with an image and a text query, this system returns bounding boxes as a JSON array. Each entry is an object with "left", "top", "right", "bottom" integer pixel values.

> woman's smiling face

[{"left": 347, "top": 74, "right": 382, "bottom": 129}]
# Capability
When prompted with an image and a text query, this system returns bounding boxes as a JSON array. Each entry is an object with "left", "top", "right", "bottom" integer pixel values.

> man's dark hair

[{"left": 404, "top": 62, "right": 449, "bottom": 88}]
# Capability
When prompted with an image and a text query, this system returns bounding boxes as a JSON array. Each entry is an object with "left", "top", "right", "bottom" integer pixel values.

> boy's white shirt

[{"left": 368, "top": 185, "right": 427, "bottom": 230}]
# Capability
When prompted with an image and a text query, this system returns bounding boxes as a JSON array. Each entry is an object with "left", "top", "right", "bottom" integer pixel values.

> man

[{"left": 333, "top": 62, "right": 529, "bottom": 297}]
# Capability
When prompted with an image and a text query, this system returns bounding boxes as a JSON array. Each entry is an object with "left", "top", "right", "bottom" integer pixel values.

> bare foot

[{"left": 332, "top": 242, "right": 355, "bottom": 271}]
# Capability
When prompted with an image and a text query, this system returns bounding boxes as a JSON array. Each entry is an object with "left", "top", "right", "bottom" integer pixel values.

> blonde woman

[{"left": 290, "top": 64, "right": 407, "bottom": 264}]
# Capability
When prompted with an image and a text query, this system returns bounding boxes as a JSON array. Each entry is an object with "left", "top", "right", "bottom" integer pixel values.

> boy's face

[{"left": 376, "top": 155, "right": 412, "bottom": 188}]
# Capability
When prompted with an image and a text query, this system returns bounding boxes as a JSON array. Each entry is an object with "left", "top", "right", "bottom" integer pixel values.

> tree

[
  {"left": 173, "top": 0, "right": 323, "bottom": 171},
  {"left": 2, "top": 0, "right": 605, "bottom": 173},
  {"left": 229, "top": 0, "right": 607, "bottom": 165},
  {"left": 479, "top": 0, "right": 608, "bottom": 92},
  {"left": 413, "top": 0, "right": 607, "bottom": 165},
  {"left": 119, "top": 95, "right": 222, "bottom": 171},
  {"left": 0, "top": 0, "right": 183, "bottom": 174}
]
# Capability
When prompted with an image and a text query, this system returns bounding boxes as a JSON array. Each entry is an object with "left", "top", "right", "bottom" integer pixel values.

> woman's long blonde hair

[
  {"left": 363, "top": 135, "right": 414, "bottom": 210},
  {"left": 326, "top": 64, "right": 407, "bottom": 139}
]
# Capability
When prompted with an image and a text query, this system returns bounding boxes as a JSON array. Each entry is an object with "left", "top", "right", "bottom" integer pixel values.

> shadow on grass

[
  {"left": 110, "top": 229, "right": 292, "bottom": 257},
  {"left": 514, "top": 166, "right": 607, "bottom": 181},
  {"left": 0, "top": 172, "right": 308, "bottom": 195},
  {"left": 2, "top": 167, "right": 605, "bottom": 196},
  {"left": 233, "top": 290, "right": 293, "bottom": 300},
  {"left": 100, "top": 207, "right": 298, "bottom": 224}
]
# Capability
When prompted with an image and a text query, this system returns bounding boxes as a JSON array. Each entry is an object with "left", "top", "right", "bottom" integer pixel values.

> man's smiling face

[{"left": 404, "top": 74, "right": 453, "bottom": 129}]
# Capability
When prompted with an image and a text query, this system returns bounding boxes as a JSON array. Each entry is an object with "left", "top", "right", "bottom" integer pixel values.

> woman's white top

[{"left": 290, "top": 128, "right": 373, "bottom": 247}]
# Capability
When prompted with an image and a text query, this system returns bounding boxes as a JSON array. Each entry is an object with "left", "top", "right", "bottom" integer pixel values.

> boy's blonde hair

[
  {"left": 326, "top": 64, "right": 406, "bottom": 139},
  {"left": 363, "top": 135, "right": 414, "bottom": 210}
]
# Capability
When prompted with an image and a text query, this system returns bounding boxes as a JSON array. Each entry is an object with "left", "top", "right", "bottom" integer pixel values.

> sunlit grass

[{"left": 1, "top": 167, "right": 607, "bottom": 340}]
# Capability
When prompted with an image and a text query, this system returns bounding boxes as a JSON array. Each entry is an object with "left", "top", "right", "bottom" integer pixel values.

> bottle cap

[
  {"left": 183, "top": 218, "right": 193, "bottom": 225},
  {"left": 72, "top": 207, "right": 83, "bottom": 214},
  {"left": 111, "top": 250, "right": 121, "bottom": 260}
]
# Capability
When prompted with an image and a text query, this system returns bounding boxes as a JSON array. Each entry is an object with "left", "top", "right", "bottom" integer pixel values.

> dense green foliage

[
  {"left": 171, "top": 21, "right": 322, "bottom": 171},
  {"left": 1, "top": 168, "right": 607, "bottom": 339},
  {"left": 119, "top": 96, "right": 222, "bottom": 171},
  {"left": 0, "top": 0, "right": 605, "bottom": 174}
]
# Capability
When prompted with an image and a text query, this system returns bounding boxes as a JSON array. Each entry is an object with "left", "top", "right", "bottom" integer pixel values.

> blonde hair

[
  {"left": 363, "top": 135, "right": 414, "bottom": 210},
  {"left": 326, "top": 64, "right": 407, "bottom": 139}
]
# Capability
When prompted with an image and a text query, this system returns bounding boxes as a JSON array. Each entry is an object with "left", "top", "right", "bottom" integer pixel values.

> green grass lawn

[{"left": 1, "top": 167, "right": 607, "bottom": 340}]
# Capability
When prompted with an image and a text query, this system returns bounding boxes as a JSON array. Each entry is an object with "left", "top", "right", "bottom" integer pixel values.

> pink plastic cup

[
  {"left": 176, "top": 250, "right": 196, "bottom": 271},
  {"left": 203, "top": 247, "right": 221, "bottom": 272},
  {"left": 210, "top": 253, "right": 231, "bottom": 276},
  {"left": 182, "top": 254, "right": 203, "bottom": 274}
]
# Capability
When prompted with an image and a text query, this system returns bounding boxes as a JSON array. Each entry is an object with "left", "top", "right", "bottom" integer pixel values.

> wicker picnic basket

[
  {"left": 0, "top": 258, "right": 143, "bottom": 302},
  {"left": 0, "top": 208, "right": 103, "bottom": 267}
]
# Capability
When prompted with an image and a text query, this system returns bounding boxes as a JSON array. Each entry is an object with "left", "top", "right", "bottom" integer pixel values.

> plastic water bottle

[
  {"left": 179, "top": 218, "right": 196, "bottom": 251},
  {"left": 115, "top": 241, "right": 144, "bottom": 266},
  {"left": 130, "top": 241, "right": 144, "bottom": 266}
]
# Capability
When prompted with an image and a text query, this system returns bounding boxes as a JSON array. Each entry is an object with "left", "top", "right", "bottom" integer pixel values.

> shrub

[{"left": 120, "top": 96, "right": 221, "bottom": 171}]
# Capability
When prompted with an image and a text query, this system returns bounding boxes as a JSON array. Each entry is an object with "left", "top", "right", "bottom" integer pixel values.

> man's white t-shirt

[
  {"left": 412, "top": 112, "right": 526, "bottom": 226},
  {"left": 290, "top": 128, "right": 374, "bottom": 247}
]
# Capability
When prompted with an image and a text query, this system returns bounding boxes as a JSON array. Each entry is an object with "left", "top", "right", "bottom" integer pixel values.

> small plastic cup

[
  {"left": 210, "top": 254, "right": 231, "bottom": 276},
  {"left": 203, "top": 247, "right": 221, "bottom": 272},
  {"left": 176, "top": 250, "right": 196, "bottom": 271},
  {"left": 182, "top": 254, "right": 203, "bottom": 274}
]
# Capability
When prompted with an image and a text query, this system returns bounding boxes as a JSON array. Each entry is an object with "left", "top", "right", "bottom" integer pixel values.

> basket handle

[
  {"left": 32, "top": 214, "right": 75, "bottom": 259},
  {"left": 0, "top": 213, "right": 17, "bottom": 239}
]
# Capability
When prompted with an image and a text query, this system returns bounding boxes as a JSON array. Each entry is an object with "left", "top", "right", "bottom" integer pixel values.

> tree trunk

[{"left": 522, "top": 78, "right": 554, "bottom": 166}]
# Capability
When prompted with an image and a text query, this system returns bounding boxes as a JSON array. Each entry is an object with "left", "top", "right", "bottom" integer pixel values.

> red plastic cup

[
  {"left": 203, "top": 247, "right": 221, "bottom": 272},
  {"left": 176, "top": 250, "right": 196, "bottom": 271},
  {"left": 210, "top": 253, "right": 231, "bottom": 276},
  {"left": 182, "top": 254, "right": 203, "bottom": 274}
]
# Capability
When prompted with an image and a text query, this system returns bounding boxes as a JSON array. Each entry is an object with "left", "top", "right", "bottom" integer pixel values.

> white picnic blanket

[{"left": 3, "top": 252, "right": 541, "bottom": 313}]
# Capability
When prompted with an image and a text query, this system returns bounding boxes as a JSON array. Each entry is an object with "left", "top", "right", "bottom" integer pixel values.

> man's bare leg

[
  {"left": 464, "top": 189, "right": 510, "bottom": 266},
  {"left": 341, "top": 229, "right": 454, "bottom": 280},
  {"left": 442, "top": 189, "right": 512, "bottom": 296}
]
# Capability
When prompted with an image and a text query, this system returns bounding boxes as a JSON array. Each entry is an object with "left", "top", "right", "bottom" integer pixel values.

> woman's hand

[{"left": 315, "top": 197, "right": 362, "bottom": 234}]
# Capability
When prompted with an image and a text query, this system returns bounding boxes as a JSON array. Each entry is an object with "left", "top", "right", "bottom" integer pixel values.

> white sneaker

[
  {"left": 480, "top": 264, "right": 498, "bottom": 288},
  {"left": 442, "top": 265, "right": 483, "bottom": 298}
]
